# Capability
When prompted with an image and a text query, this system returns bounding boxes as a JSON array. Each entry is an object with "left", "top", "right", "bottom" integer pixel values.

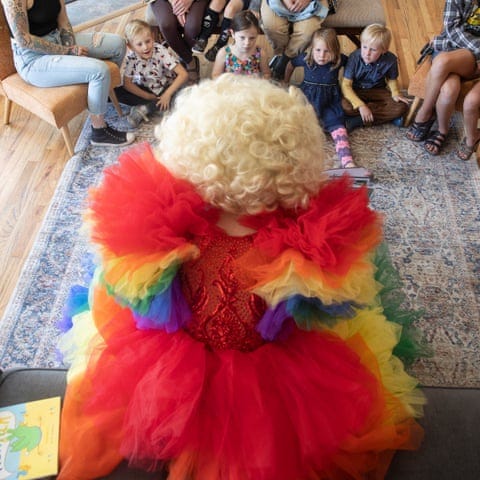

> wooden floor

[{"left": 0, "top": 0, "right": 445, "bottom": 319}]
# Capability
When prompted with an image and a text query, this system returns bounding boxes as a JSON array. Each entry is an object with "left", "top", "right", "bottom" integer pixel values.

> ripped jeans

[{"left": 12, "top": 30, "right": 126, "bottom": 115}]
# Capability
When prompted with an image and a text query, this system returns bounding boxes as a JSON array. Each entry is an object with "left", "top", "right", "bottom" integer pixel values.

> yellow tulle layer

[
  {"left": 98, "top": 243, "right": 199, "bottom": 303},
  {"left": 247, "top": 253, "right": 381, "bottom": 306},
  {"left": 327, "top": 308, "right": 426, "bottom": 419}
]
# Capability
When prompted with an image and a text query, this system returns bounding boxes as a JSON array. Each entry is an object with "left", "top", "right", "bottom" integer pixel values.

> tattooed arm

[
  {"left": 1, "top": 0, "right": 83, "bottom": 55},
  {"left": 57, "top": 0, "right": 75, "bottom": 46}
]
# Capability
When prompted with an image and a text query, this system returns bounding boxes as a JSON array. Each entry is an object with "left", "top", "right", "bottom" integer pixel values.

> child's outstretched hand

[
  {"left": 157, "top": 92, "right": 172, "bottom": 111},
  {"left": 393, "top": 94, "right": 411, "bottom": 105},
  {"left": 359, "top": 105, "right": 374, "bottom": 125}
]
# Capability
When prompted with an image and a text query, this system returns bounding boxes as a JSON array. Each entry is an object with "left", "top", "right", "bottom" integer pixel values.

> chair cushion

[
  {"left": 1, "top": 61, "right": 121, "bottom": 128},
  {"left": 323, "top": 0, "right": 386, "bottom": 29},
  {"left": 0, "top": 4, "right": 16, "bottom": 81}
]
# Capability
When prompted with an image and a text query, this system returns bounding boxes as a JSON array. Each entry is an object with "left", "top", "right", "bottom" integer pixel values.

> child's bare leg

[
  {"left": 415, "top": 49, "right": 476, "bottom": 123},
  {"left": 224, "top": 0, "right": 243, "bottom": 18}
]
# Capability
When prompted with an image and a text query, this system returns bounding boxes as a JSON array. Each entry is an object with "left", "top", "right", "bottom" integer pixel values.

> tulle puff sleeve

[
  {"left": 84, "top": 143, "right": 218, "bottom": 330},
  {"left": 238, "top": 177, "right": 383, "bottom": 308}
]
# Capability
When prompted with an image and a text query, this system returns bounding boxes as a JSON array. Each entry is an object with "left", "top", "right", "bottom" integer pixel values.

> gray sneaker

[{"left": 127, "top": 105, "right": 151, "bottom": 128}]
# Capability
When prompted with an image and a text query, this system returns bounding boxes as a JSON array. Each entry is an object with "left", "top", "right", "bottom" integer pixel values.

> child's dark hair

[
  {"left": 305, "top": 28, "right": 341, "bottom": 69},
  {"left": 231, "top": 10, "right": 261, "bottom": 34}
]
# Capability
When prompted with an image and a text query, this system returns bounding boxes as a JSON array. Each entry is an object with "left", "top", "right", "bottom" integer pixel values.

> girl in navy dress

[{"left": 285, "top": 28, "right": 356, "bottom": 168}]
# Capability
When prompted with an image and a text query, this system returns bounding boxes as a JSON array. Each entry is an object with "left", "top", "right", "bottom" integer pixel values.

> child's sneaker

[
  {"left": 192, "top": 38, "right": 208, "bottom": 54},
  {"left": 127, "top": 105, "right": 151, "bottom": 128},
  {"left": 91, "top": 125, "right": 135, "bottom": 146},
  {"left": 392, "top": 116, "right": 404, "bottom": 127}
]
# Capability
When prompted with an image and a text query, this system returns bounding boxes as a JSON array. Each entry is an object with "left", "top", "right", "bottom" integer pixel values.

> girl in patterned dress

[
  {"left": 285, "top": 28, "right": 357, "bottom": 168},
  {"left": 211, "top": 10, "right": 270, "bottom": 78}
]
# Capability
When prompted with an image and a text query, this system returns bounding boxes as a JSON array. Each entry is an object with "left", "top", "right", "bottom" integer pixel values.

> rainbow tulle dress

[{"left": 58, "top": 143, "right": 427, "bottom": 480}]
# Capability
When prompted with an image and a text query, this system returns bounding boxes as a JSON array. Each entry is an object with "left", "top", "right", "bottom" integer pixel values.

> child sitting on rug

[
  {"left": 114, "top": 19, "right": 188, "bottom": 128},
  {"left": 341, "top": 23, "right": 410, "bottom": 131},
  {"left": 211, "top": 11, "right": 270, "bottom": 78},
  {"left": 285, "top": 28, "right": 357, "bottom": 169},
  {"left": 57, "top": 74, "right": 425, "bottom": 480}
]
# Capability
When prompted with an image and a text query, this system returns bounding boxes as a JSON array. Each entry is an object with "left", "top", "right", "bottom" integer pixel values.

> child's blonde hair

[
  {"left": 305, "top": 28, "right": 341, "bottom": 69},
  {"left": 124, "top": 19, "right": 152, "bottom": 45},
  {"left": 155, "top": 75, "right": 327, "bottom": 215},
  {"left": 360, "top": 23, "right": 391, "bottom": 51}
]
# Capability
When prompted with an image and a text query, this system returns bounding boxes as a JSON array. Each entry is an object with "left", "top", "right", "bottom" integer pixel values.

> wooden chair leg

[
  {"left": 404, "top": 96, "right": 422, "bottom": 127},
  {"left": 3, "top": 97, "right": 12, "bottom": 125},
  {"left": 60, "top": 125, "right": 74, "bottom": 157},
  {"left": 109, "top": 88, "right": 123, "bottom": 117}
]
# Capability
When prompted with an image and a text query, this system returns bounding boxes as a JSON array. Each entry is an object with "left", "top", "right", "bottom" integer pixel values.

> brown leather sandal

[{"left": 455, "top": 137, "right": 480, "bottom": 161}]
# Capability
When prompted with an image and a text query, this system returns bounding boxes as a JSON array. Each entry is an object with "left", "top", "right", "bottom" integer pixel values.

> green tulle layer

[{"left": 374, "top": 243, "right": 433, "bottom": 365}]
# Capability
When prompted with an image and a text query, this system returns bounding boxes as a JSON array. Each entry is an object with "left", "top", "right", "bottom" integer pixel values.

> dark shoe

[
  {"left": 90, "top": 125, "right": 135, "bottom": 146},
  {"left": 423, "top": 130, "right": 447, "bottom": 156},
  {"left": 392, "top": 116, "right": 404, "bottom": 127},
  {"left": 186, "top": 56, "right": 200, "bottom": 84},
  {"left": 205, "top": 44, "right": 221, "bottom": 62},
  {"left": 406, "top": 115, "right": 435, "bottom": 141},
  {"left": 269, "top": 54, "right": 290, "bottom": 80},
  {"left": 345, "top": 116, "right": 364, "bottom": 133},
  {"left": 192, "top": 38, "right": 208, "bottom": 54}
]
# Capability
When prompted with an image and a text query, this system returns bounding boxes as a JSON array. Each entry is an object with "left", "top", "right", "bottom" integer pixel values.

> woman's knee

[
  {"left": 89, "top": 59, "right": 111, "bottom": 84},
  {"left": 431, "top": 49, "right": 475, "bottom": 77}
]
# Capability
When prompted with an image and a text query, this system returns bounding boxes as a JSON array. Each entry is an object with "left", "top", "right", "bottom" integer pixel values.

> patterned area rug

[{"left": 0, "top": 108, "right": 479, "bottom": 388}]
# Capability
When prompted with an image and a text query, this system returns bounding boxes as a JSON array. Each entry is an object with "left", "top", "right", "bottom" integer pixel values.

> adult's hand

[
  {"left": 286, "top": 0, "right": 311, "bottom": 13},
  {"left": 69, "top": 45, "right": 89, "bottom": 56},
  {"left": 170, "top": 0, "right": 193, "bottom": 17}
]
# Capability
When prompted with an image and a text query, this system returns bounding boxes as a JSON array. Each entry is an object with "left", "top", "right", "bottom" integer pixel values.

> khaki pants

[
  {"left": 260, "top": 1, "right": 323, "bottom": 58},
  {"left": 342, "top": 88, "right": 408, "bottom": 124}
]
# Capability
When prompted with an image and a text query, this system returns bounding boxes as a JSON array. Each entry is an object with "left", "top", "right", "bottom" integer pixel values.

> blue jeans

[{"left": 12, "top": 31, "right": 126, "bottom": 115}]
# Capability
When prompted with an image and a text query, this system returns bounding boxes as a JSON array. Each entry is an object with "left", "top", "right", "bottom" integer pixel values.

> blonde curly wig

[{"left": 155, "top": 75, "right": 327, "bottom": 215}]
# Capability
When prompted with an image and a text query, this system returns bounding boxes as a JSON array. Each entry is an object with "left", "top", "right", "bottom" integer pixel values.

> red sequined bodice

[{"left": 180, "top": 228, "right": 266, "bottom": 351}]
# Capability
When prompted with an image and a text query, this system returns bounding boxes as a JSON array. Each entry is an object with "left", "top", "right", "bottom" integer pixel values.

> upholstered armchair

[{"left": 0, "top": 5, "right": 123, "bottom": 157}]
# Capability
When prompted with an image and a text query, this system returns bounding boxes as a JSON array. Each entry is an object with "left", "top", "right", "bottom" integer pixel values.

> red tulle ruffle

[
  {"left": 87, "top": 143, "right": 217, "bottom": 256},
  {"left": 59, "top": 294, "right": 421, "bottom": 480}
]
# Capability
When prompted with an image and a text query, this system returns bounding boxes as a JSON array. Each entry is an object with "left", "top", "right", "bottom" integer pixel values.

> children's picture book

[{"left": 0, "top": 397, "right": 60, "bottom": 479}]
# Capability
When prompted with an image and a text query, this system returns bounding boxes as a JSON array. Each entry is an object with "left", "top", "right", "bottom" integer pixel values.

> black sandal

[
  {"left": 424, "top": 130, "right": 447, "bottom": 156},
  {"left": 406, "top": 116, "right": 436, "bottom": 142}
]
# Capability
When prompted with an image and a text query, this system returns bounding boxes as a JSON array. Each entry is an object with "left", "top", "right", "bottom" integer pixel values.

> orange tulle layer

[{"left": 59, "top": 287, "right": 422, "bottom": 480}]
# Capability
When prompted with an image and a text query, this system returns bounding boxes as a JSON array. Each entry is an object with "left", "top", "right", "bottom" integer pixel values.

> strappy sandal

[
  {"left": 455, "top": 137, "right": 480, "bottom": 161},
  {"left": 406, "top": 116, "right": 436, "bottom": 142},
  {"left": 424, "top": 130, "right": 447, "bottom": 156}
]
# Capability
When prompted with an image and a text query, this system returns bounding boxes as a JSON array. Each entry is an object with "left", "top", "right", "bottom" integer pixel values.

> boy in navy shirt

[{"left": 341, "top": 24, "right": 410, "bottom": 130}]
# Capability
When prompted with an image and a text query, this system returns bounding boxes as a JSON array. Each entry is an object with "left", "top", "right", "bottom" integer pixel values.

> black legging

[{"left": 150, "top": 0, "right": 208, "bottom": 64}]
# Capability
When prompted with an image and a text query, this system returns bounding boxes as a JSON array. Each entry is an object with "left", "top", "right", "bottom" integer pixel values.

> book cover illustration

[{"left": 0, "top": 397, "right": 60, "bottom": 479}]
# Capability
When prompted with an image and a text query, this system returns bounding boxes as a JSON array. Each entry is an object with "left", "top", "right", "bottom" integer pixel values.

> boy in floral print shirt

[{"left": 115, "top": 19, "right": 188, "bottom": 128}]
